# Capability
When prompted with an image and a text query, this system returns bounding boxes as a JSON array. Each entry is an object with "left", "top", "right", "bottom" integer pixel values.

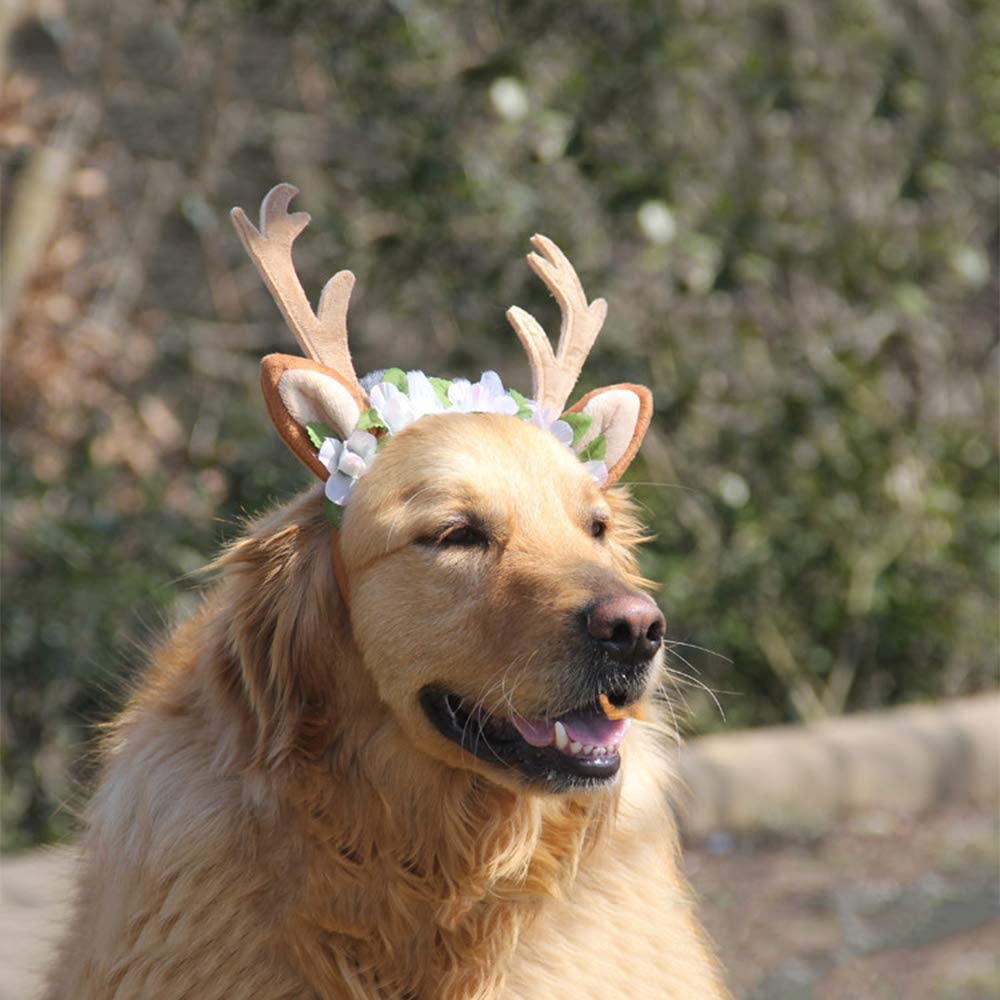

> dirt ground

[{"left": 685, "top": 804, "right": 999, "bottom": 999}]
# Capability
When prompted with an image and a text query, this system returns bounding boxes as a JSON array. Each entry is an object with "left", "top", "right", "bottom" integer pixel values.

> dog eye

[
  {"left": 436, "top": 524, "right": 490, "bottom": 548},
  {"left": 590, "top": 518, "right": 608, "bottom": 540}
]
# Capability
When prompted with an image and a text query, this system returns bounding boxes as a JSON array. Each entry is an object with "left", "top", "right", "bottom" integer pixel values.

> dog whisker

[
  {"left": 662, "top": 650, "right": 728, "bottom": 722},
  {"left": 626, "top": 480, "right": 705, "bottom": 496},
  {"left": 663, "top": 638, "right": 733, "bottom": 665},
  {"left": 652, "top": 681, "right": 682, "bottom": 739}
]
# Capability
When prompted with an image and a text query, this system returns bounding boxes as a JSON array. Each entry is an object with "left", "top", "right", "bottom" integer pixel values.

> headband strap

[{"left": 330, "top": 529, "right": 350, "bottom": 605}]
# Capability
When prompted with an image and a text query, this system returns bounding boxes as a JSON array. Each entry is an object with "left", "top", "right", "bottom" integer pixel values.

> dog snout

[{"left": 585, "top": 594, "right": 665, "bottom": 666}]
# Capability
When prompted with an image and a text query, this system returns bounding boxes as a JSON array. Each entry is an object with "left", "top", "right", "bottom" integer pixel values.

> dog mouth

[{"left": 419, "top": 685, "right": 637, "bottom": 790}]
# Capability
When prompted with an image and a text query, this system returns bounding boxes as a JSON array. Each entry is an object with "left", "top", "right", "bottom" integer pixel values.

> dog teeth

[
  {"left": 549, "top": 724, "right": 620, "bottom": 758},
  {"left": 554, "top": 721, "right": 569, "bottom": 751},
  {"left": 551, "top": 736, "right": 617, "bottom": 758}
]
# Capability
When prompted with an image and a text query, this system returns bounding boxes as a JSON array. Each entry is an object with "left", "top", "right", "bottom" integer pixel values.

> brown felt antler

[
  {"left": 506, "top": 235, "right": 608, "bottom": 415},
  {"left": 230, "top": 183, "right": 366, "bottom": 402}
]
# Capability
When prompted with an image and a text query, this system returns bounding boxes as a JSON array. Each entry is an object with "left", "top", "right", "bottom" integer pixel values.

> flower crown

[
  {"left": 231, "top": 183, "right": 653, "bottom": 534},
  {"left": 312, "top": 368, "right": 609, "bottom": 520}
]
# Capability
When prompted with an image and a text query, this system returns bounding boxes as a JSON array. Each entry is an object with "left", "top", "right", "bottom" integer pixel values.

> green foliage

[
  {"left": 428, "top": 377, "right": 454, "bottom": 408},
  {"left": 380, "top": 368, "right": 409, "bottom": 394},
  {"left": 508, "top": 389, "right": 534, "bottom": 420},
  {"left": 356, "top": 408, "right": 388, "bottom": 433},
  {"left": 579, "top": 434, "right": 607, "bottom": 462},
  {"left": 561, "top": 412, "right": 594, "bottom": 446},
  {"left": 305, "top": 422, "right": 334, "bottom": 448},
  {"left": 2, "top": 0, "right": 996, "bottom": 847},
  {"left": 325, "top": 499, "right": 344, "bottom": 528}
]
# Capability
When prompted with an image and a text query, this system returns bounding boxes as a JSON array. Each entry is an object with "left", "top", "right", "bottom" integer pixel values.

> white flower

[
  {"left": 318, "top": 430, "right": 377, "bottom": 505},
  {"left": 369, "top": 371, "right": 446, "bottom": 434},
  {"left": 584, "top": 460, "right": 609, "bottom": 487},
  {"left": 448, "top": 371, "right": 519, "bottom": 416},
  {"left": 529, "top": 403, "right": 576, "bottom": 450},
  {"left": 548, "top": 418, "right": 575, "bottom": 448},
  {"left": 529, "top": 403, "right": 607, "bottom": 483},
  {"left": 404, "top": 370, "right": 447, "bottom": 419},
  {"left": 528, "top": 402, "right": 556, "bottom": 427},
  {"left": 314, "top": 368, "right": 610, "bottom": 511},
  {"left": 368, "top": 382, "right": 415, "bottom": 434}
]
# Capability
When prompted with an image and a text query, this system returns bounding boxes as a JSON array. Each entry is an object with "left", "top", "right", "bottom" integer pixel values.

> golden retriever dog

[{"left": 47, "top": 186, "right": 727, "bottom": 999}]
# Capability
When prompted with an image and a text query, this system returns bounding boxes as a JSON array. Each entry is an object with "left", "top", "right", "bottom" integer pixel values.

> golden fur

[{"left": 47, "top": 414, "right": 728, "bottom": 999}]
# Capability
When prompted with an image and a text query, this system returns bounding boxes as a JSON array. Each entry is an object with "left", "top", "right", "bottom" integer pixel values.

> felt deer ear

[
  {"left": 231, "top": 183, "right": 370, "bottom": 478},
  {"left": 565, "top": 383, "right": 653, "bottom": 486},
  {"left": 260, "top": 354, "right": 366, "bottom": 480}
]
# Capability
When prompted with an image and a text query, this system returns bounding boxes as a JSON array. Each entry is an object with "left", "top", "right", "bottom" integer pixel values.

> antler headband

[{"left": 232, "top": 183, "right": 653, "bottom": 523}]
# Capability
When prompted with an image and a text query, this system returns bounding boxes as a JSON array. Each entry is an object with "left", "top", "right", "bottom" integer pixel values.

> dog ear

[
  {"left": 261, "top": 354, "right": 366, "bottom": 480},
  {"left": 564, "top": 383, "right": 653, "bottom": 485}
]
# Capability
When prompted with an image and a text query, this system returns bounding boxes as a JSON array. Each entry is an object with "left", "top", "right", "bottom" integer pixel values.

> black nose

[{"left": 586, "top": 594, "right": 665, "bottom": 665}]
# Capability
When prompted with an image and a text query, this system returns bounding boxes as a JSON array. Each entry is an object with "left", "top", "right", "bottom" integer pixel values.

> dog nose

[{"left": 586, "top": 595, "right": 665, "bottom": 664}]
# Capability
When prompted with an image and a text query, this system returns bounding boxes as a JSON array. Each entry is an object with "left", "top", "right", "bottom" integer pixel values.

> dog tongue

[
  {"left": 510, "top": 718, "right": 555, "bottom": 747},
  {"left": 560, "top": 709, "right": 630, "bottom": 748},
  {"left": 511, "top": 710, "right": 630, "bottom": 749}
]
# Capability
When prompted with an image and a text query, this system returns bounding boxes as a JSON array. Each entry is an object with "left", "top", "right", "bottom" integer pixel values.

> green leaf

[
  {"left": 561, "top": 411, "right": 594, "bottom": 446},
  {"left": 356, "top": 408, "right": 388, "bottom": 432},
  {"left": 429, "top": 376, "right": 453, "bottom": 407},
  {"left": 325, "top": 499, "right": 344, "bottom": 529},
  {"left": 579, "top": 434, "right": 607, "bottom": 462},
  {"left": 306, "top": 422, "right": 336, "bottom": 448},
  {"left": 508, "top": 388, "right": 534, "bottom": 420},
  {"left": 382, "top": 368, "right": 409, "bottom": 393}
]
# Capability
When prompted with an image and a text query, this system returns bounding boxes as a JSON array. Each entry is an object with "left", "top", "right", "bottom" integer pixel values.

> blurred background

[{"left": 1, "top": 0, "right": 997, "bottom": 996}]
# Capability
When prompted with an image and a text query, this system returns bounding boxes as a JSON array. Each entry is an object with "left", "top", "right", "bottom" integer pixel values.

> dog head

[{"left": 232, "top": 184, "right": 660, "bottom": 792}]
